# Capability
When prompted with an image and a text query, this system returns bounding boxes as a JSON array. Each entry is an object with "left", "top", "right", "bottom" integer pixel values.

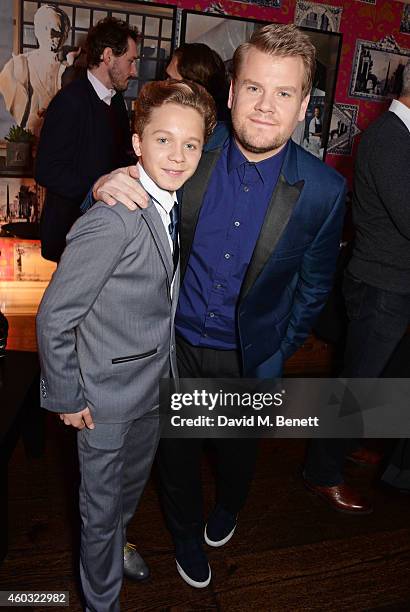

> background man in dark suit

[
  {"left": 35, "top": 17, "right": 138, "bottom": 262},
  {"left": 304, "top": 61, "right": 410, "bottom": 511},
  {"left": 91, "top": 24, "right": 346, "bottom": 588}
]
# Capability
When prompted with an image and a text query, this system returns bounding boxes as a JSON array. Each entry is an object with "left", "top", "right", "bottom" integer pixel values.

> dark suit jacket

[
  {"left": 348, "top": 110, "right": 410, "bottom": 293},
  {"left": 35, "top": 77, "right": 133, "bottom": 262},
  {"left": 179, "top": 139, "right": 346, "bottom": 377}
]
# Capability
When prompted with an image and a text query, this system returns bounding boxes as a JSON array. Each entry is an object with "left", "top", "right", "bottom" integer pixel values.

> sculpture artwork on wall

[{"left": 0, "top": 4, "right": 78, "bottom": 137}]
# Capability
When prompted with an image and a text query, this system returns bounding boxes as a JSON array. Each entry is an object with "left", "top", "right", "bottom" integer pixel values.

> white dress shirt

[
  {"left": 87, "top": 70, "right": 115, "bottom": 106},
  {"left": 138, "top": 163, "right": 178, "bottom": 295},
  {"left": 389, "top": 99, "right": 410, "bottom": 133}
]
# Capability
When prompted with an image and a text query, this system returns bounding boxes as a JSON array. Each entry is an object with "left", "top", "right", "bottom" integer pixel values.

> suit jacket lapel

[
  {"left": 239, "top": 173, "right": 304, "bottom": 302},
  {"left": 141, "top": 201, "right": 173, "bottom": 286},
  {"left": 180, "top": 148, "right": 222, "bottom": 281}
]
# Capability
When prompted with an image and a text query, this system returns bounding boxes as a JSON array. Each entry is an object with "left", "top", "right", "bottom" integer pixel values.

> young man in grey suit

[{"left": 36, "top": 80, "right": 216, "bottom": 612}]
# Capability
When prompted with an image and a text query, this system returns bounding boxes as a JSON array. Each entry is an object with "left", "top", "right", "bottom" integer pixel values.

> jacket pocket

[{"left": 112, "top": 348, "right": 157, "bottom": 364}]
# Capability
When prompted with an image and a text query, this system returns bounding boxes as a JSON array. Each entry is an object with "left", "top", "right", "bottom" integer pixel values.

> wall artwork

[
  {"left": 294, "top": 1, "right": 343, "bottom": 33},
  {"left": 0, "top": 3, "right": 73, "bottom": 137},
  {"left": 204, "top": 2, "right": 228, "bottom": 15},
  {"left": 181, "top": 11, "right": 259, "bottom": 64},
  {"left": 349, "top": 36, "right": 410, "bottom": 102},
  {"left": 0, "top": 237, "right": 55, "bottom": 282},
  {"left": 0, "top": 177, "right": 44, "bottom": 228},
  {"left": 400, "top": 5, "right": 410, "bottom": 35},
  {"left": 231, "top": 0, "right": 280, "bottom": 6},
  {"left": 326, "top": 103, "right": 361, "bottom": 156}
]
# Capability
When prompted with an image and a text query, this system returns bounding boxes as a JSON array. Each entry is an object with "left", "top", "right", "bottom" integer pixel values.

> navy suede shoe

[
  {"left": 175, "top": 538, "right": 211, "bottom": 588},
  {"left": 204, "top": 505, "right": 237, "bottom": 547}
]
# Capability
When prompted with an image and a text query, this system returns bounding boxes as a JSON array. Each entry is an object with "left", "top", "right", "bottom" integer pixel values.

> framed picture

[
  {"left": 400, "top": 5, "right": 410, "bottom": 36},
  {"left": 0, "top": 177, "right": 44, "bottom": 227},
  {"left": 294, "top": 1, "right": 343, "bottom": 33},
  {"left": 180, "top": 10, "right": 343, "bottom": 160},
  {"left": 326, "top": 103, "right": 361, "bottom": 156},
  {"left": 231, "top": 0, "right": 281, "bottom": 7},
  {"left": 0, "top": 237, "right": 55, "bottom": 282},
  {"left": 349, "top": 36, "right": 410, "bottom": 102}
]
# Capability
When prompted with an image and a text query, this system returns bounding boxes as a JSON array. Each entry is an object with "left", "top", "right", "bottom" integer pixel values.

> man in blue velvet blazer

[
  {"left": 177, "top": 136, "right": 345, "bottom": 381},
  {"left": 90, "top": 23, "right": 346, "bottom": 588}
]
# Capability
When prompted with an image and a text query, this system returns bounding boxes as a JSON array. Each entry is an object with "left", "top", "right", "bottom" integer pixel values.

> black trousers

[
  {"left": 158, "top": 335, "right": 259, "bottom": 540},
  {"left": 305, "top": 272, "right": 410, "bottom": 486}
]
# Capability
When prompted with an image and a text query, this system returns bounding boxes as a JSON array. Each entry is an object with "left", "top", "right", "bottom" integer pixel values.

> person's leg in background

[{"left": 304, "top": 273, "right": 410, "bottom": 512}]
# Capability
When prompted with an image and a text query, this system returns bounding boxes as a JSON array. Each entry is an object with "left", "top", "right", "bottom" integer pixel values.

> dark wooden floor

[{"left": 2, "top": 409, "right": 410, "bottom": 611}]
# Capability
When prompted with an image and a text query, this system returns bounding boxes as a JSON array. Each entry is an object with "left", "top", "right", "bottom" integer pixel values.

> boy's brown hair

[
  {"left": 232, "top": 23, "right": 316, "bottom": 99},
  {"left": 133, "top": 79, "right": 217, "bottom": 142}
]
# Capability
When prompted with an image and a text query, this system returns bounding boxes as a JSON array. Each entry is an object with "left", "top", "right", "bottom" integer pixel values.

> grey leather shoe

[{"left": 123, "top": 542, "right": 150, "bottom": 581}]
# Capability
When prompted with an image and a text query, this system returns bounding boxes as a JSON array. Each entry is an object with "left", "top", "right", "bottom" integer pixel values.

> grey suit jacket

[{"left": 36, "top": 199, "right": 178, "bottom": 423}]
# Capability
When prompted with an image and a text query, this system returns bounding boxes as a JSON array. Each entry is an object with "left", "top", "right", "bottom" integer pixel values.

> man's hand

[
  {"left": 59, "top": 407, "right": 95, "bottom": 430},
  {"left": 92, "top": 166, "right": 149, "bottom": 210}
]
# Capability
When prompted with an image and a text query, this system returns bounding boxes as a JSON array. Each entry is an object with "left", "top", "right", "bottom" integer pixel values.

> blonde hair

[
  {"left": 232, "top": 23, "right": 316, "bottom": 98},
  {"left": 133, "top": 79, "right": 217, "bottom": 142}
]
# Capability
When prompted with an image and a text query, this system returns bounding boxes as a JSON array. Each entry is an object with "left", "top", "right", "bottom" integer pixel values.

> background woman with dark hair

[{"left": 166, "top": 42, "right": 230, "bottom": 149}]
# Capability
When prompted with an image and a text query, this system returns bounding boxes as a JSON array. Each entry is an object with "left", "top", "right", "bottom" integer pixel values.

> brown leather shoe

[
  {"left": 347, "top": 447, "right": 382, "bottom": 466},
  {"left": 304, "top": 480, "right": 373, "bottom": 514}
]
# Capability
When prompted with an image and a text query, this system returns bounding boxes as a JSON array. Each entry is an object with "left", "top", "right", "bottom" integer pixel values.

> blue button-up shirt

[{"left": 176, "top": 136, "right": 288, "bottom": 350}]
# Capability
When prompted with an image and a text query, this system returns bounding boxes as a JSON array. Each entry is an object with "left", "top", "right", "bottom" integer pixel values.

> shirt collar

[
  {"left": 226, "top": 136, "right": 288, "bottom": 184},
  {"left": 389, "top": 99, "right": 410, "bottom": 133},
  {"left": 137, "top": 162, "right": 176, "bottom": 214},
  {"left": 87, "top": 70, "right": 116, "bottom": 106}
]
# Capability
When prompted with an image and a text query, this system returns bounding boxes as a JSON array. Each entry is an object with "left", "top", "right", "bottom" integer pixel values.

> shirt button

[
  {"left": 209, "top": 312, "right": 215, "bottom": 318},
  {"left": 224, "top": 253, "right": 231, "bottom": 259},
  {"left": 243, "top": 185, "right": 249, "bottom": 192},
  {"left": 234, "top": 221, "right": 240, "bottom": 227},
  {"left": 215, "top": 283, "right": 222, "bottom": 289},
  {"left": 171, "top": 344, "right": 175, "bottom": 351}
]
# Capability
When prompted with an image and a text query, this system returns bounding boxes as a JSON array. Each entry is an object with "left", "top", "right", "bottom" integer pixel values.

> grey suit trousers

[{"left": 77, "top": 408, "right": 159, "bottom": 612}]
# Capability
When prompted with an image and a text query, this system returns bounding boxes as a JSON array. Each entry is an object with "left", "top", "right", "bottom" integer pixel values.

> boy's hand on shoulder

[
  {"left": 92, "top": 165, "right": 149, "bottom": 211},
  {"left": 59, "top": 407, "right": 95, "bottom": 430}
]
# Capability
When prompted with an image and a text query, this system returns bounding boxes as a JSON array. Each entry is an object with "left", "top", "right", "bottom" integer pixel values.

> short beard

[
  {"left": 108, "top": 65, "right": 128, "bottom": 92},
  {"left": 233, "top": 126, "right": 287, "bottom": 155}
]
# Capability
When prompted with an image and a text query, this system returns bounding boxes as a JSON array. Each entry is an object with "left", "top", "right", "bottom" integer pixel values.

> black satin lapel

[
  {"left": 180, "top": 148, "right": 222, "bottom": 281},
  {"left": 239, "top": 175, "right": 304, "bottom": 301}
]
